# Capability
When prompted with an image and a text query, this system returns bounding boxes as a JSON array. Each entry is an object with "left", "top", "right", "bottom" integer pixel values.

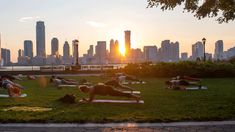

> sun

[{"left": 119, "top": 45, "right": 125, "bottom": 56}]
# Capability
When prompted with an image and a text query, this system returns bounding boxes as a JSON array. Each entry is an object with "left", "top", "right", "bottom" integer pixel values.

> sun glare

[{"left": 119, "top": 46, "right": 125, "bottom": 56}]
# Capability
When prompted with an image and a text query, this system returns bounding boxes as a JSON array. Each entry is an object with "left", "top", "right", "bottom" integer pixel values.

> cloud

[
  {"left": 86, "top": 21, "right": 107, "bottom": 28},
  {"left": 18, "top": 16, "right": 41, "bottom": 22}
]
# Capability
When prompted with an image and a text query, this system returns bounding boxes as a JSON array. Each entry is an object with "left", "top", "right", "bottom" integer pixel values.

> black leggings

[{"left": 108, "top": 89, "right": 132, "bottom": 98}]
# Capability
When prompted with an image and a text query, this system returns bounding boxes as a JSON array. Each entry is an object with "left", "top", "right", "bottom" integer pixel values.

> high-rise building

[
  {"left": 24, "top": 40, "right": 33, "bottom": 58},
  {"left": 181, "top": 52, "right": 188, "bottom": 61},
  {"left": 170, "top": 42, "right": 179, "bottom": 62},
  {"left": 0, "top": 34, "right": 1, "bottom": 66},
  {"left": 114, "top": 40, "right": 120, "bottom": 57},
  {"left": 192, "top": 41, "right": 204, "bottom": 60},
  {"left": 131, "top": 48, "right": 144, "bottom": 63},
  {"left": 125, "top": 30, "right": 131, "bottom": 56},
  {"left": 143, "top": 46, "right": 158, "bottom": 62},
  {"left": 161, "top": 40, "right": 171, "bottom": 62},
  {"left": 72, "top": 39, "right": 79, "bottom": 65},
  {"left": 51, "top": 38, "right": 59, "bottom": 56},
  {"left": 36, "top": 21, "right": 46, "bottom": 57},
  {"left": 214, "top": 40, "right": 224, "bottom": 60},
  {"left": 1, "top": 48, "right": 10, "bottom": 65},
  {"left": 110, "top": 39, "right": 115, "bottom": 58},
  {"left": 87, "top": 45, "right": 94, "bottom": 57},
  {"left": 95, "top": 41, "right": 106, "bottom": 64},
  {"left": 63, "top": 41, "right": 71, "bottom": 64},
  {"left": 63, "top": 41, "right": 70, "bottom": 57},
  {"left": 18, "top": 49, "right": 24, "bottom": 58}
]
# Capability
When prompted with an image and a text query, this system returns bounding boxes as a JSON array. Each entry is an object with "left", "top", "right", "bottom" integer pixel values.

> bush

[{"left": 122, "top": 61, "right": 235, "bottom": 78}]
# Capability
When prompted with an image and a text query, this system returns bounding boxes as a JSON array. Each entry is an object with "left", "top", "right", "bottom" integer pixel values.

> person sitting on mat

[
  {"left": 105, "top": 78, "right": 134, "bottom": 91},
  {"left": 79, "top": 84, "right": 140, "bottom": 103},
  {"left": 0, "top": 77, "right": 23, "bottom": 97}
]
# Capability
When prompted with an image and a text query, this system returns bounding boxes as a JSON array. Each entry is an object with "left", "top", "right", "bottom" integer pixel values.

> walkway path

[{"left": 0, "top": 121, "right": 235, "bottom": 132}]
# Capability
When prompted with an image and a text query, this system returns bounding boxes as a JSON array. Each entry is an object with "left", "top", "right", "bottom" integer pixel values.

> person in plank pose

[
  {"left": 0, "top": 77, "right": 24, "bottom": 97},
  {"left": 79, "top": 84, "right": 140, "bottom": 103}
]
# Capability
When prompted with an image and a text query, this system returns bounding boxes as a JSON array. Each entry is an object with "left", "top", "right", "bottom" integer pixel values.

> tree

[{"left": 147, "top": 0, "right": 235, "bottom": 23}]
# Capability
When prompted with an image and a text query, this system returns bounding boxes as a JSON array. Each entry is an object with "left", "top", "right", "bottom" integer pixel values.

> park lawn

[{"left": 0, "top": 76, "right": 235, "bottom": 123}]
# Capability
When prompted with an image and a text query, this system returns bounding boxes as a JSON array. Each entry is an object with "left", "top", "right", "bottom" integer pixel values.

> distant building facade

[
  {"left": 214, "top": 40, "right": 224, "bottom": 60},
  {"left": 51, "top": 38, "right": 59, "bottom": 56},
  {"left": 24, "top": 40, "right": 33, "bottom": 58},
  {"left": 95, "top": 41, "right": 107, "bottom": 64},
  {"left": 143, "top": 46, "right": 158, "bottom": 62},
  {"left": 36, "top": 21, "right": 46, "bottom": 57},
  {"left": 192, "top": 41, "right": 204, "bottom": 61},
  {"left": 1, "top": 48, "right": 11, "bottom": 66},
  {"left": 72, "top": 39, "right": 79, "bottom": 65}
]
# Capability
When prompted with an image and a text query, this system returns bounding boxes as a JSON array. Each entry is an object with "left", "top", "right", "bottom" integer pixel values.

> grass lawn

[{"left": 0, "top": 76, "right": 235, "bottom": 123}]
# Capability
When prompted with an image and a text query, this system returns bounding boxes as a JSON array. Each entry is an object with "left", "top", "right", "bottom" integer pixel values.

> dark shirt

[{"left": 92, "top": 85, "right": 114, "bottom": 96}]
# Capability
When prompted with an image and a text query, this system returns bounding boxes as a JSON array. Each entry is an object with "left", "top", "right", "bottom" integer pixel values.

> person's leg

[
  {"left": 62, "top": 80, "right": 78, "bottom": 85},
  {"left": 108, "top": 88, "right": 140, "bottom": 102}
]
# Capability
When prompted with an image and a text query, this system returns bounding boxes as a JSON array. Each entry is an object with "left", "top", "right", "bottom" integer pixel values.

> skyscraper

[
  {"left": 36, "top": 21, "right": 46, "bottom": 57},
  {"left": 143, "top": 46, "right": 158, "bottom": 62},
  {"left": 125, "top": 30, "right": 131, "bottom": 56},
  {"left": 0, "top": 33, "right": 1, "bottom": 66},
  {"left": 110, "top": 39, "right": 115, "bottom": 58},
  {"left": 170, "top": 42, "right": 179, "bottom": 62},
  {"left": 214, "top": 40, "right": 224, "bottom": 60},
  {"left": 63, "top": 41, "right": 70, "bottom": 57},
  {"left": 51, "top": 38, "right": 59, "bottom": 56},
  {"left": 1, "top": 48, "right": 11, "bottom": 65},
  {"left": 95, "top": 41, "right": 106, "bottom": 64},
  {"left": 24, "top": 40, "right": 33, "bottom": 58},
  {"left": 87, "top": 45, "right": 94, "bottom": 57},
  {"left": 72, "top": 39, "right": 79, "bottom": 65},
  {"left": 18, "top": 49, "right": 24, "bottom": 58},
  {"left": 181, "top": 52, "right": 188, "bottom": 61},
  {"left": 192, "top": 42, "right": 204, "bottom": 60},
  {"left": 161, "top": 40, "right": 171, "bottom": 62}
]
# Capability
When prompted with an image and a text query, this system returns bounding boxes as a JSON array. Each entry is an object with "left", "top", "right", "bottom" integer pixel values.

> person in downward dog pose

[{"left": 0, "top": 77, "right": 24, "bottom": 97}]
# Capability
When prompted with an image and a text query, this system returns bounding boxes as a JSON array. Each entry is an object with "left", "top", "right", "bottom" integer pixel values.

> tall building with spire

[{"left": 36, "top": 21, "right": 45, "bottom": 57}]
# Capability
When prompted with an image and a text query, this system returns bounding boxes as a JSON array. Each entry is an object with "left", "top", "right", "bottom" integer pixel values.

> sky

[{"left": 0, "top": 0, "right": 235, "bottom": 62}]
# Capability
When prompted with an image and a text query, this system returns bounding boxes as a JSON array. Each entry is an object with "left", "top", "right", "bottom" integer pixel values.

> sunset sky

[{"left": 0, "top": 0, "right": 235, "bottom": 62}]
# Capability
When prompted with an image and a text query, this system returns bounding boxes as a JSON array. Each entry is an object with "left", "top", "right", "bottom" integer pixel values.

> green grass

[{"left": 0, "top": 76, "right": 235, "bottom": 123}]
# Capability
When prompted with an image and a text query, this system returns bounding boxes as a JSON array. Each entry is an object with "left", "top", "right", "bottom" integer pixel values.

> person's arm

[{"left": 88, "top": 88, "right": 95, "bottom": 102}]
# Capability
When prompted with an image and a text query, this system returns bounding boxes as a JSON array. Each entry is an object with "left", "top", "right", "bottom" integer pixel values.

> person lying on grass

[
  {"left": 50, "top": 77, "right": 79, "bottom": 86},
  {"left": 27, "top": 75, "right": 36, "bottom": 80},
  {"left": 0, "top": 77, "right": 23, "bottom": 97},
  {"left": 105, "top": 78, "right": 134, "bottom": 91},
  {"left": 79, "top": 84, "right": 141, "bottom": 103},
  {"left": 117, "top": 73, "right": 143, "bottom": 83},
  {"left": 165, "top": 79, "right": 202, "bottom": 90},
  {"left": 51, "top": 75, "right": 78, "bottom": 83},
  {"left": 173, "top": 75, "right": 201, "bottom": 83}
]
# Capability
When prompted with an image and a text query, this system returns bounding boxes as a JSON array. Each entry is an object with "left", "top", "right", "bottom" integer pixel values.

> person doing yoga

[{"left": 79, "top": 84, "right": 140, "bottom": 103}]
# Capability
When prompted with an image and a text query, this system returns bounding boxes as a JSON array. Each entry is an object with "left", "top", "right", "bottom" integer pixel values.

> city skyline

[{"left": 0, "top": 0, "right": 235, "bottom": 62}]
